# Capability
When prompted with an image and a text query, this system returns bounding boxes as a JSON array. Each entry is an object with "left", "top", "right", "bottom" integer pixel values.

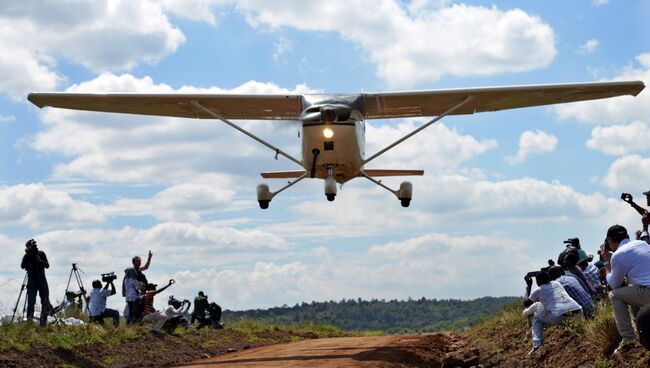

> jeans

[
  {"left": 531, "top": 306, "right": 574, "bottom": 347},
  {"left": 609, "top": 285, "right": 650, "bottom": 339},
  {"left": 26, "top": 281, "right": 50, "bottom": 320},
  {"left": 127, "top": 300, "right": 142, "bottom": 324},
  {"left": 91, "top": 308, "right": 120, "bottom": 327}
]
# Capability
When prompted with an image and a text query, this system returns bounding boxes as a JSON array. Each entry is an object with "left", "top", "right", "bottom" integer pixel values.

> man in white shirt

[
  {"left": 88, "top": 279, "right": 119, "bottom": 327},
  {"left": 601, "top": 224, "right": 650, "bottom": 353},
  {"left": 523, "top": 271, "right": 582, "bottom": 355}
]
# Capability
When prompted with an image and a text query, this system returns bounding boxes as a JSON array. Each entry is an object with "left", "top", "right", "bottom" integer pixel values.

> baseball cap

[{"left": 607, "top": 224, "right": 628, "bottom": 238}]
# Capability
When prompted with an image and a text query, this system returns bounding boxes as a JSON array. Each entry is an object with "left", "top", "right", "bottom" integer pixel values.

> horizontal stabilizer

[
  {"left": 363, "top": 169, "right": 424, "bottom": 177},
  {"left": 261, "top": 170, "right": 307, "bottom": 179}
]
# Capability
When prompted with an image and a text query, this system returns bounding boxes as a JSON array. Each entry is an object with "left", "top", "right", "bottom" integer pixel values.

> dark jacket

[{"left": 21, "top": 250, "right": 49, "bottom": 285}]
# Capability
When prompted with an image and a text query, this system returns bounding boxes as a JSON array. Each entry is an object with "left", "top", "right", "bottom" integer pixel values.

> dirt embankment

[{"left": 0, "top": 330, "right": 480, "bottom": 368}]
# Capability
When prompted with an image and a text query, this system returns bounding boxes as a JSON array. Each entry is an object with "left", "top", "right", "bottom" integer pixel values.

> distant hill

[{"left": 223, "top": 296, "right": 520, "bottom": 333}]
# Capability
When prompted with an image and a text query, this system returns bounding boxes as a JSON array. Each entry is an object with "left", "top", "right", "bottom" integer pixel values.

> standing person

[
  {"left": 20, "top": 239, "right": 51, "bottom": 325},
  {"left": 523, "top": 272, "right": 582, "bottom": 355},
  {"left": 123, "top": 268, "right": 142, "bottom": 324},
  {"left": 601, "top": 224, "right": 650, "bottom": 354},
  {"left": 132, "top": 250, "right": 153, "bottom": 284},
  {"left": 191, "top": 291, "right": 209, "bottom": 325},
  {"left": 88, "top": 279, "right": 120, "bottom": 327}
]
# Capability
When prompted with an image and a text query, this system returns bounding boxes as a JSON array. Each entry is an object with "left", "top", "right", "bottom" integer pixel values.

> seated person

[
  {"left": 548, "top": 266, "right": 595, "bottom": 316},
  {"left": 141, "top": 279, "right": 174, "bottom": 317},
  {"left": 564, "top": 252, "right": 597, "bottom": 297},
  {"left": 191, "top": 291, "right": 209, "bottom": 325},
  {"left": 143, "top": 296, "right": 190, "bottom": 333},
  {"left": 198, "top": 302, "right": 223, "bottom": 330},
  {"left": 523, "top": 271, "right": 582, "bottom": 354},
  {"left": 88, "top": 279, "right": 120, "bottom": 327}
]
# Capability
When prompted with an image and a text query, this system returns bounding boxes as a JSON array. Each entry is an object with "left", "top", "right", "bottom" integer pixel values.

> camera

[
  {"left": 101, "top": 272, "right": 117, "bottom": 283},
  {"left": 563, "top": 238, "right": 580, "bottom": 248},
  {"left": 168, "top": 295, "right": 189, "bottom": 308}
]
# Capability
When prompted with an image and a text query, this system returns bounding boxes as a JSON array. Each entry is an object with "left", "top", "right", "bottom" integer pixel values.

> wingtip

[{"left": 27, "top": 93, "right": 45, "bottom": 108}]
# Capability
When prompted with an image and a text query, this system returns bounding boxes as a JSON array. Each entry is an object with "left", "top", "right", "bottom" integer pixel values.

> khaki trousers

[{"left": 609, "top": 285, "right": 650, "bottom": 339}]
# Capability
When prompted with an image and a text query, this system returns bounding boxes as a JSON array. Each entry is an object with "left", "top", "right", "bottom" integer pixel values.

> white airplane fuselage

[{"left": 301, "top": 112, "right": 365, "bottom": 183}]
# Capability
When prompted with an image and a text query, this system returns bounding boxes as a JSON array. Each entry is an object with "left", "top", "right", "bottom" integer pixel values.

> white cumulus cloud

[
  {"left": 0, "top": 0, "right": 185, "bottom": 99},
  {"left": 0, "top": 183, "right": 105, "bottom": 229},
  {"left": 586, "top": 121, "right": 650, "bottom": 156},
  {"left": 601, "top": 155, "right": 650, "bottom": 193},
  {"left": 235, "top": 1, "right": 556, "bottom": 88},
  {"left": 507, "top": 130, "right": 558, "bottom": 164}
]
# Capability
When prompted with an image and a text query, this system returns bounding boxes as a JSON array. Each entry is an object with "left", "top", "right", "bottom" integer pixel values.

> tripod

[
  {"left": 62, "top": 263, "right": 90, "bottom": 316},
  {"left": 10, "top": 272, "right": 28, "bottom": 324}
]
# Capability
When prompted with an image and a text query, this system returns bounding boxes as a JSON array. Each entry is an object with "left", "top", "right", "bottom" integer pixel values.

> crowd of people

[
  {"left": 18, "top": 243, "right": 222, "bottom": 333},
  {"left": 523, "top": 192, "right": 650, "bottom": 357}
]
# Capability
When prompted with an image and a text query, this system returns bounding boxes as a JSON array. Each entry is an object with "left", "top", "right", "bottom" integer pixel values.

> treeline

[{"left": 223, "top": 296, "right": 519, "bottom": 333}]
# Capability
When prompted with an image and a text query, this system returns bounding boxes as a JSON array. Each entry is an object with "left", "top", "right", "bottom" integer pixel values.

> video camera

[
  {"left": 168, "top": 295, "right": 190, "bottom": 308},
  {"left": 101, "top": 272, "right": 117, "bottom": 283}
]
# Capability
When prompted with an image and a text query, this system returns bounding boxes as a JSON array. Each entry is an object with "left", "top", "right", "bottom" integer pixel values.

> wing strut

[
  {"left": 363, "top": 96, "right": 474, "bottom": 166},
  {"left": 190, "top": 100, "right": 303, "bottom": 168}
]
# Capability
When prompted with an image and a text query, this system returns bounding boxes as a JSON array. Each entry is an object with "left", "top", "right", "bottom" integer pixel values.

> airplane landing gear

[{"left": 324, "top": 166, "right": 336, "bottom": 202}]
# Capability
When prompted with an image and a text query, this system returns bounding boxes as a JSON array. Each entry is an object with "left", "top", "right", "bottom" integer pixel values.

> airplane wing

[
  {"left": 27, "top": 93, "right": 304, "bottom": 120},
  {"left": 363, "top": 169, "right": 424, "bottom": 177},
  {"left": 361, "top": 81, "right": 645, "bottom": 119}
]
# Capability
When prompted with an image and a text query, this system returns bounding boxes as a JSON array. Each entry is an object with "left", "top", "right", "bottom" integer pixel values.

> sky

[{"left": 0, "top": 0, "right": 649, "bottom": 314}]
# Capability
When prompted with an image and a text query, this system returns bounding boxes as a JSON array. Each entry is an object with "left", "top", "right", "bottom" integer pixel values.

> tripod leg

[{"left": 11, "top": 273, "right": 28, "bottom": 323}]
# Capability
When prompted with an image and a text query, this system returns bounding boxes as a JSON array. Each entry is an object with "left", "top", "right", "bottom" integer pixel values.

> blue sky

[{"left": 0, "top": 0, "right": 649, "bottom": 313}]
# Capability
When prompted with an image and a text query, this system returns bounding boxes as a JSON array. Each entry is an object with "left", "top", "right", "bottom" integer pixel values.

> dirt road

[{"left": 176, "top": 334, "right": 479, "bottom": 368}]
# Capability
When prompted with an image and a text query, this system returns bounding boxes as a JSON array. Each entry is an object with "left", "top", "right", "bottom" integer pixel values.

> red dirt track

[{"left": 176, "top": 334, "right": 479, "bottom": 368}]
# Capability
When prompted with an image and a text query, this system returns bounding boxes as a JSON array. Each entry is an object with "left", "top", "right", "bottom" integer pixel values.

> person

[
  {"left": 142, "top": 280, "right": 175, "bottom": 317},
  {"left": 557, "top": 238, "right": 580, "bottom": 268},
  {"left": 199, "top": 302, "right": 223, "bottom": 330},
  {"left": 88, "top": 279, "right": 120, "bottom": 327},
  {"left": 133, "top": 251, "right": 153, "bottom": 284},
  {"left": 123, "top": 268, "right": 142, "bottom": 324},
  {"left": 142, "top": 296, "right": 190, "bottom": 333},
  {"left": 563, "top": 252, "right": 597, "bottom": 297},
  {"left": 191, "top": 291, "right": 209, "bottom": 325},
  {"left": 523, "top": 271, "right": 582, "bottom": 355},
  {"left": 20, "top": 239, "right": 51, "bottom": 325},
  {"left": 547, "top": 266, "right": 595, "bottom": 316},
  {"left": 579, "top": 254, "right": 602, "bottom": 295},
  {"left": 601, "top": 224, "right": 650, "bottom": 354}
]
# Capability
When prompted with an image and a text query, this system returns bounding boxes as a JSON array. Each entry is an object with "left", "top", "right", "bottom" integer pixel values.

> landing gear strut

[{"left": 324, "top": 166, "right": 336, "bottom": 201}]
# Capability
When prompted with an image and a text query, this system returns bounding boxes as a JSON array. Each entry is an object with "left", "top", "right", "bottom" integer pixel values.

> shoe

[
  {"left": 528, "top": 345, "right": 541, "bottom": 356},
  {"left": 613, "top": 338, "right": 638, "bottom": 355}
]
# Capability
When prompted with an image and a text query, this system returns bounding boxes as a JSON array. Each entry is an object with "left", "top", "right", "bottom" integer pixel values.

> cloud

[
  {"left": 160, "top": 0, "right": 232, "bottom": 25},
  {"left": 579, "top": 39, "right": 599, "bottom": 53},
  {"left": 0, "top": 183, "right": 105, "bottom": 229},
  {"left": 108, "top": 179, "right": 237, "bottom": 221},
  {"left": 592, "top": 0, "right": 608, "bottom": 6},
  {"left": 586, "top": 121, "right": 650, "bottom": 156},
  {"left": 554, "top": 53, "right": 650, "bottom": 126},
  {"left": 236, "top": 1, "right": 556, "bottom": 88},
  {"left": 0, "top": 114, "right": 16, "bottom": 123},
  {"left": 601, "top": 155, "right": 650, "bottom": 193},
  {"left": 506, "top": 130, "right": 558, "bottom": 164},
  {"left": 31, "top": 73, "right": 317, "bottom": 184},
  {"left": 272, "top": 36, "right": 294, "bottom": 65},
  {"left": 365, "top": 119, "right": 497, "bottom": 171},
  {"left": 0, "top": 0, "right": 185, "bottom": 99}
]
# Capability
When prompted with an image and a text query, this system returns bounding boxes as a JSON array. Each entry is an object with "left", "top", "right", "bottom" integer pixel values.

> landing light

[{"left": 323, "top": 127, "right": 334, "bottom": 138}]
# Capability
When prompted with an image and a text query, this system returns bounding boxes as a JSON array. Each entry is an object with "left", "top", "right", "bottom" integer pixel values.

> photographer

[
  {"left": 89, "top": 275, "right": 119, "bottom": 327},
  {"left": 191, "top": 291, "right": 209, "bottom": 325},
  {"left": 601, "top": 224, "right": 650, "bottom": 354},
  {"left": 523, "top": 271, "right": 582, "bottom": 355},
  {"left": 20, "top": 239, "right": 51, "bottom": 324}
]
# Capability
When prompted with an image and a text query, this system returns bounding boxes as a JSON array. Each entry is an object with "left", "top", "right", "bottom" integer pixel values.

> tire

[
  {"left": 258, "top": 200, "right": 270, "bottom": 209},
  {"left": 326, "top": 193, "right": 336, "bottom": 201},
  {"left": 400, "top": 199, "right": 411, "bottom": 207}
]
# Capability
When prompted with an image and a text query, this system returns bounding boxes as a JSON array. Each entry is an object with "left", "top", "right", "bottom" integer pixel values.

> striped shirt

[{"left": 556, "top": 275, "right": 595, "bottom": 315}]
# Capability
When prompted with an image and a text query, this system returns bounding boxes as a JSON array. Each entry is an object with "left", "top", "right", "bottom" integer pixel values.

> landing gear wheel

[
  {"left": 258, "top": 200, "right": 270, "bottom": 209},
  {"left": 326, "top": 194, "right": 336, "bottom": 202},
  {"left": 400, "top": 199, "right": 411, "bottom": 207}
]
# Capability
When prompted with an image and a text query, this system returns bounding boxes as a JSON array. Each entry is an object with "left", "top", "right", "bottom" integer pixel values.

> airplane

[{"left": 28, "top": 81, "right": 645, "bottom": 209}]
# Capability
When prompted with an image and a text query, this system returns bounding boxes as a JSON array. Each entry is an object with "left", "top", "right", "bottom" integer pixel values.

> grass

[{"left": 0, "top": 316, "right": 353, "bottom": 353}]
